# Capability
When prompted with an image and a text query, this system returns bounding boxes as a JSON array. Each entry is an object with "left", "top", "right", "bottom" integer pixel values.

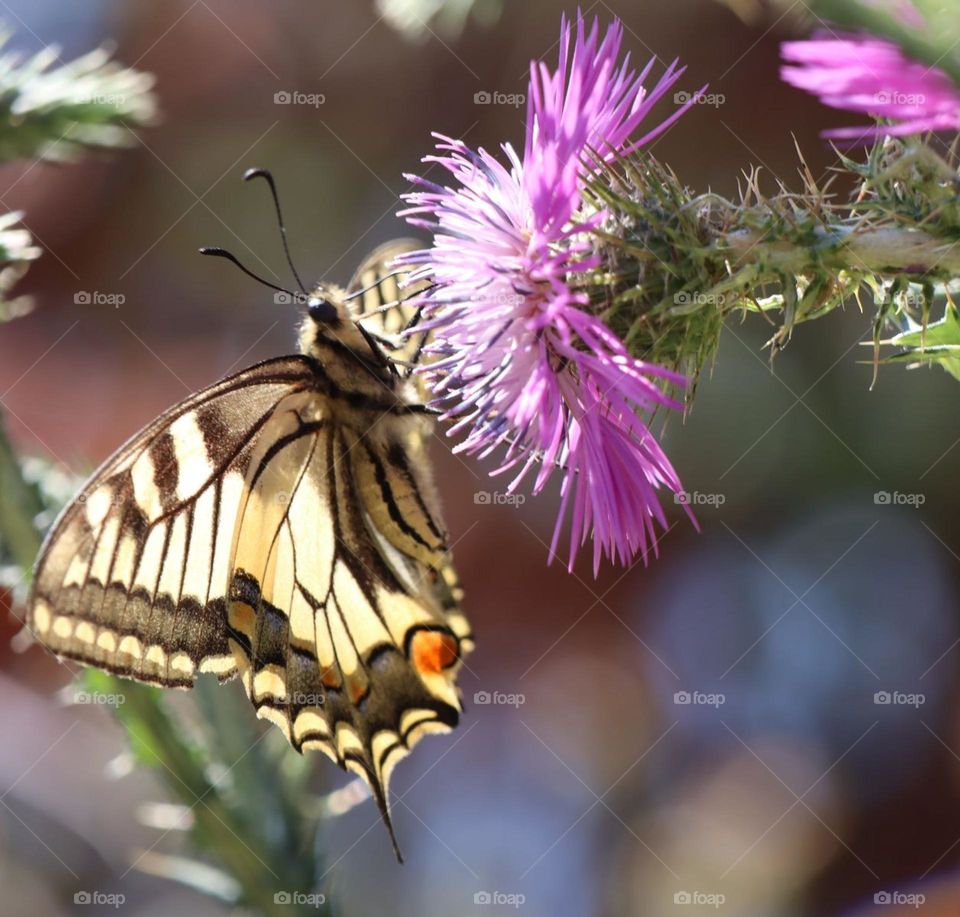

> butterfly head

[
  {"left": 298, "top": 285, "right": 389, "bottom": 374},
  {"left": 306, "top": 293, "right": 339, "bottom": 325}
]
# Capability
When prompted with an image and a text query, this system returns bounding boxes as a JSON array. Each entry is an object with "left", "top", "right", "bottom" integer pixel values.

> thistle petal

[{"left": 400, "top": 13, "right": 698, "bottom": 571}]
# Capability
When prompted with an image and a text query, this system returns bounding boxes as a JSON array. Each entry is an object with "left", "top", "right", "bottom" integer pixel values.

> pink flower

[
  {"left": 781, "top": 32, "right": 960, "bottom": 139},
  {"left": 400, "top": 15, "right": 700, "bottom": 573}
]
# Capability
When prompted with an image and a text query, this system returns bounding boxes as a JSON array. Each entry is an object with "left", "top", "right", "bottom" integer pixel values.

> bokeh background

[{"left": 1, "top": 1, "right": 959, "bottom": 915}]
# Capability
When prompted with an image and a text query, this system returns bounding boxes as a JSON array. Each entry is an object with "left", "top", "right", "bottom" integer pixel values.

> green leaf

[
  {"left": 0, "top": 36, "right": 157, "bottom": 162},
  {"left": 878, "top": 308, "right": 960, "bottom": 380},
  {"left": 0, "top": 209, "right": 40, "bottom": 319}
]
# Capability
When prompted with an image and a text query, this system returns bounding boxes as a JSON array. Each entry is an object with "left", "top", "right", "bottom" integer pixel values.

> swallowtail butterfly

[{"left": 26, "top": 174, "right": 473, "bottom": 859}]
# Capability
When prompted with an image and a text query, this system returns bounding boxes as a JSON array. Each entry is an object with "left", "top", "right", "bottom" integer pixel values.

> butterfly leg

[{"left": 356, "top": 323, "right": 400, "bottom": 379}]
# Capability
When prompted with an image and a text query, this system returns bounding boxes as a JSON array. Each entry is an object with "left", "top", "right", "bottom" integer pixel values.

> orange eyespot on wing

[{"left": 410, "top": 627, "right": 460, "bottom": 675}]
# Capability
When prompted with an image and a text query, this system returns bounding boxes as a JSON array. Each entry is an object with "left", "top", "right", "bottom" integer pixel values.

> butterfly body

[{"left": 27, "top": 241, "right": 470, "bottom": 857}]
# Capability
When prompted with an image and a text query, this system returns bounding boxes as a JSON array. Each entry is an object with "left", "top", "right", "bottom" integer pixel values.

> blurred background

[{"left": 1, "top": 1, "right": 959, "bottom": 915}]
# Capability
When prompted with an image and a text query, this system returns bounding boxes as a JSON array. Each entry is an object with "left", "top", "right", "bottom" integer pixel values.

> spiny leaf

[{"left": 0, "top": 35, "right": 157, "bottom": 162}]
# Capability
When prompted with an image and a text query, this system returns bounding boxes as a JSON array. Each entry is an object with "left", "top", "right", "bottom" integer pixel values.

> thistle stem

[{"left": 720, "top": 225, "right": 960, "bottom": 276}]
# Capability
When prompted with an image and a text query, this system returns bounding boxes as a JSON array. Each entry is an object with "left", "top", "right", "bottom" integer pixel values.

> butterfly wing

[
  {"left": 224, "top": 395, "right": 470, "bottom": 857},
  {"left": 28, "top": 356, "right": 321, "bottom": 686},
  {"left": 347, "top": 238, "right": 430, "bottom": 372},
  {"left": 346, "top": 238, "right": 469, "bottom": 635}
]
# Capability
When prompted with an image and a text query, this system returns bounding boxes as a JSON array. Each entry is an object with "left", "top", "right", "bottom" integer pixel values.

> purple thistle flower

[
  {"left": 781, "top": 32, "right": 960, "bottom": 140},
  {"left": 400, "top": 14, "right": 699, "bottom": 573}
]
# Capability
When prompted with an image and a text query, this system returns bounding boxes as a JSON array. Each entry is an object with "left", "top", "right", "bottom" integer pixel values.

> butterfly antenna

[
  {"left": 243, "top": 167, "right": 308, "bottom": 296},
  {"left": 198, "top": 247, "right": 299, "bottom": 298}
]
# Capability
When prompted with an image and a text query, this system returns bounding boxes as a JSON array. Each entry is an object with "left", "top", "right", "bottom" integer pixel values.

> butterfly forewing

[{"left": 29, "top": 356, "right": 319, "bottom": 686}]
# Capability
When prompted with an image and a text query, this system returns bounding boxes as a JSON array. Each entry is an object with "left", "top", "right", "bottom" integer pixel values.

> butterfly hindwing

[
  {"left": 346, "top": 241, "right": 471, "bottom": 644},
  {"left": 221, "top": 388, "right": 468, "bottom": 854},
  {"left": 347, "top": 238, "right": 430, "bottom": 374}
]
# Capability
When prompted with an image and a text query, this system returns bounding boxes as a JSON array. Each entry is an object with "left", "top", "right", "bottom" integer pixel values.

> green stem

[
  {"left": 0, "top": 412, "right": 43, "bottom": 567},
  {"left": 90, "top": 674, "right": 326, "bottom": 917},
  {"left": 720, "top": 225, "right": 960, "bottom": 276}
]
